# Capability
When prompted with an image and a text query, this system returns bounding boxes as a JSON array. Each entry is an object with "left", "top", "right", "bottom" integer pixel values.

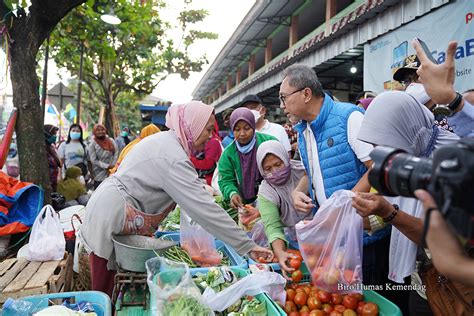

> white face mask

[
  {"left": 406, "top": 83, "right": 431, "bottom": 105},
  {"left": 250, "top": 110, "right": 261, "bottom": 123}
]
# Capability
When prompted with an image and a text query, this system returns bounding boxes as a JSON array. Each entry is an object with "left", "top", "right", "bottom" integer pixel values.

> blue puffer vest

[
  {"left": 295, "top": 94, "right": 367, "bottom": 204},
  {"left": 295, "top": 94, "right": 390, "bottom": 246}
]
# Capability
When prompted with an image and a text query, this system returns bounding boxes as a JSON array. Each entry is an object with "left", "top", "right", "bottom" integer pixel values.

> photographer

[
  {"left": 413, "top": 39, "right": 474, "bottom": 137},
  {"left": 352, "top": 91, "right": 459, "bottom": 316},
  {"left": 415, "top": 189, "right": 474, "bottom": 287}
]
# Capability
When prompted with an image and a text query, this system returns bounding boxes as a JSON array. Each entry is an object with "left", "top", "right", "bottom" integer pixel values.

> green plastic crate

[{"left": 269, "top": 265, "right": 402, "bottom": 316}]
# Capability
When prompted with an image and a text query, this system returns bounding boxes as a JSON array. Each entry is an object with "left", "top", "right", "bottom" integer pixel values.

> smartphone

[{"left": 415, "top": 37, "right": 438, "bottom": 64}]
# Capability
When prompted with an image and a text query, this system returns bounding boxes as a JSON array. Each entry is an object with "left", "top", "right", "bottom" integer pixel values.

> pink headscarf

[{"left": 165, "top": 101, "right": 214, "bottom": 155}]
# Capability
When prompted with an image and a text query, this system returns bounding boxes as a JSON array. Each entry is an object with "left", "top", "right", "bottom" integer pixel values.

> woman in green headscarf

[{"left": 57, "top": 166, "right": 89, "bottom": 207}]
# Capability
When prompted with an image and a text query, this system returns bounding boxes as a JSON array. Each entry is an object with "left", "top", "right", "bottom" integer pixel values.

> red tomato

[
  {"left": 310, "top": 310, "right": 326, "bottom": 316},
  {"left": 288, "top": 249, "right": 303, "bottom": 261},
  {"left": 356, "top": 301, "right": 366, "bottom": 315},
  {"left": 343, "top": 309, "right": 357, "bottom": 316},
  {"left": 322, "top": 303, "right": 334, "bottom": 314},
  {"left": 285, "top": 301, "right": 297, "bottom": 313},
  {"left": 294, "top": 292, "right": 308, "bottom": 307},
  {"left": 302, "top": 286, "right": 311, "bottom": 296},
  {"left": 349, "top": 293, "right": 364, "bottom": 302},
  {"left": 292, "top": 270, "right": 303, "bottom": 283},
  {"left": 287, "top": 289, "right": 296, "bottom": 301},
  {"left": 289, "top": 283, "right": 299, "bottom": 290},
  {"left": 334, "top": 304, "right": 346, "bottom": 313},
  {"left": 257, "top": 257, "right": 267, "bottom": 263},
  {"left": 300, "top": 305, "right": 310, "bottom": 312},
  {"left": 329, "top": 311, "right": 343, "bottom": 316},
  {"left": 361, "top": 302, "right": 379, "bottom": 316},
  {"left": 289, "top": 312, "right": 300, "bottom": 316},
  {"left": 343, "top": 270, "right": 355, "bottom": 284},
  {"left": 300, "top": 312, "right": 310, "bottom": 316},
  {"left": 307, "top": 296, "right": 322, "bottom": 310},
  {"left": 317, "top": 290, "right": 331, "bottom": 303},
  {"left": 342, "top": 295, "right": 358, "bottom": 310},
  {"left": 331, "top": 293, "right": 343, "bottom": 305},
  {"left": 289, "top": 258, "right": 302, "bottom": 270}
]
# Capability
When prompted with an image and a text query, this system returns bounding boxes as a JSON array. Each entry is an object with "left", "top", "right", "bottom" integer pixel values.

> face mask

[
  {"left": 70, "top": 132, "right": 81, "bottom": 140},
  {"left": 250, "top": 110, "right": 261, "bottom": 123},
  {"left": 47, "top": 135, "right": 57, "bottom": 144},
  {"left": 406, "top": 83, "right": 431, "bottom": 105},
  {"left": 265, "top": 165, "right": 291, "bottom": 186},
  {"left": 121, "top": 131, "right": 129, "bottom": 137}
]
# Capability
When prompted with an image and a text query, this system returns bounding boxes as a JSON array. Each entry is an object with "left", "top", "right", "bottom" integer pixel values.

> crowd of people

[{"left": 13, "top": 38, "right": 471, "bottom": 315}]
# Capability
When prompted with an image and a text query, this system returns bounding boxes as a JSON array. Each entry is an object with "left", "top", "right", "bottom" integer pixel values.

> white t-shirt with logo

[
  {"left": 258, "top": 120, "right": 292, "bottom": 152},
  {"left": 304, "top": 111, "right": 373, "bottom": 205}
]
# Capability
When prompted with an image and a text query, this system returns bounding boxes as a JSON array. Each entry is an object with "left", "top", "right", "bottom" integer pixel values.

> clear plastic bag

[
  {"left": 180, "top": 210, "right": 221, "bottom": 267},
  {"left": 26, "top": 205, "right": 65, "bottom": 262},
  {"left": 145, "top": 256, "right": 214, "bottom": 316},
  {"left": 202, "top": 271, "right": 287, "bottom": 311},
  {"left": 296, "top": 190, "right": 363, "bottom": 294},
  {"left": 248, "top": 220, "right": 269, "bottom": 247}
]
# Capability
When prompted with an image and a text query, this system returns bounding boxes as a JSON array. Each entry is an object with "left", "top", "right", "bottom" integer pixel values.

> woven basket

[{"left": 73, "top": 248, "right": 91, "bottom": 291}]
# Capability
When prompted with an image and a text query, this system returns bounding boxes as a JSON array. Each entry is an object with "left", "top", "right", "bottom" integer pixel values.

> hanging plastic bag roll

[
  {"left": 26, "top": 204, "right": 65, "bottom": 262},
  {"left": 296, "top": 190, "right": 364, "bottom": 294}
]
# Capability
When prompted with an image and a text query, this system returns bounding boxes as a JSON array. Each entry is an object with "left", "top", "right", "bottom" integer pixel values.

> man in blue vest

[
  {"left": 279, "top": 64, "right": 372, "bottom": 208},
  {"left": 279, "top": 64, "right": 391, "bottom": 286}
]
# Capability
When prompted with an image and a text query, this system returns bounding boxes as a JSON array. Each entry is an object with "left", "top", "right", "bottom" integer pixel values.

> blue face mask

[
  {"left": 121, "top": 131, "right": 129, "bottom": 137},
  {"left": 70, "top": 132, "right": 81, "bottom": 140}
]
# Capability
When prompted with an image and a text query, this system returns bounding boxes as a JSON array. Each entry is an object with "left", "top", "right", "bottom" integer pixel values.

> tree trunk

[
  {"left": 1, "top": 0, "right": 87, "bottom": 204},
  {"left": 10, "top": 44, "right": 52, "bottom": 200}
]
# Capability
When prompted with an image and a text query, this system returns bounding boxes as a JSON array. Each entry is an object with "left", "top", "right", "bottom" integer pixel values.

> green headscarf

[{"left": 57, "top": 166, "right": 86, "bottom": 201}]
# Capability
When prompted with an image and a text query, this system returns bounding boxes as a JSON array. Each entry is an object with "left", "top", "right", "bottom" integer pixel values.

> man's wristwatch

[{"left": 432, "top": 92, "right": 463, "bottom": 117}]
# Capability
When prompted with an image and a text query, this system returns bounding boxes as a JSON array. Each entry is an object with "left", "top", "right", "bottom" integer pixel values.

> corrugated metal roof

[
  {"left": 192, "top": 0, "right": 306, "bottom": 99},
  {"left": 202, "top": 0, "right": 451, "bottom": 113}
]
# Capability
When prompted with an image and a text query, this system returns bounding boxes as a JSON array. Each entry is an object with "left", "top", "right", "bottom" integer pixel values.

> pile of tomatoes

[{"left": 281, "top": 283, "right": 379, "bottom": 316}]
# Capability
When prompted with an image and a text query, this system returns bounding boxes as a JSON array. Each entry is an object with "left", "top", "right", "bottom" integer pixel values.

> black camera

[{"left": 368, "top": 138, "right": 474, "bottom": 218}]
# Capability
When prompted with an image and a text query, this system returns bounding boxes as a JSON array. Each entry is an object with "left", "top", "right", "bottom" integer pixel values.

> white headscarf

[{"left": 357, "top": 91, "right": 459, "bottom": 283}]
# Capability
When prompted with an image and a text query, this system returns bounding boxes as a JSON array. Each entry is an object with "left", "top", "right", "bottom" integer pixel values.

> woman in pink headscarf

[{"left": 81, "top": 101, "right": 273, "bottom": 297}]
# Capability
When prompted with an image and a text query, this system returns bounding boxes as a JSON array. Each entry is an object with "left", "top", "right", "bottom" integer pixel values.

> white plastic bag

[
  {"left": 146, "top": 256, "right": 214, "bottom": 316},
  {"left": 26, "top": 205, "right": 65, "bottom": 262},
  {"left": 202, "top": 271, "right": 287, "bottom": 311},
  {"left": 296, "top": 190, "right": 363, "bottom": 294}
]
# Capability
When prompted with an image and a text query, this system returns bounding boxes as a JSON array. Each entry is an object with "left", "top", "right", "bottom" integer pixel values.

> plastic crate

[
  {"left": 19, "top": 291, "right": 112, "bottom": 316},
  {"left": 155, "top": 267, "right": 283, "bottom": 315},
  {"left": 158, "top": 233, "right": 248, "bottom": 272},
  {"left": 269, "top": 267, "right": 402, "bottom": 316}
]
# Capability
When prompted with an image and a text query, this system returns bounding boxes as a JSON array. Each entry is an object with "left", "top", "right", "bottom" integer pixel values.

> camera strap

[{"left": 421, "top": 206, "right": 439, "bottom": 249}]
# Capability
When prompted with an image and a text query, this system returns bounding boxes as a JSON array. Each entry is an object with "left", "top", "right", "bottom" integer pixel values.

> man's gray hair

[{"left": 282, "top": 64, "right": 324, "bottom": 97}]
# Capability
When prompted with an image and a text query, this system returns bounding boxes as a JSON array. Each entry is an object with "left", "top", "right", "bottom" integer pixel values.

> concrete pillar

[
  {"left": 227, "top": 75, "right": 232, "bottom": 91},
  {"left": 236, "top": 67, "right": 241, "bottom": 85},
  {"left": 265, "top": 38, "right": 273, "bottom": 64},
  {"left": 249, "top": 54, "right": 256, "bottom": 76},
  {"left": 325, "top": 0, "right": 336, "bottom": 35},
  {"left": 289, "top": 15, "right": 299, "bottom": 47}
]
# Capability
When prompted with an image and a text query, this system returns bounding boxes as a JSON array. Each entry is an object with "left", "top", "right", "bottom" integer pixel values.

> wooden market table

[{"left": 0, "top": 254, "right": 72, "bottom": 303}]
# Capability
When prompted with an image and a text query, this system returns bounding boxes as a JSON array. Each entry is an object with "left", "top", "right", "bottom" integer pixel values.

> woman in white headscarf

[
  {"left": 256, "top": 140, "right": 310, "bottom": 275},
  {"left": 352, "top": 91, "right": 459, "bottom": 315}
]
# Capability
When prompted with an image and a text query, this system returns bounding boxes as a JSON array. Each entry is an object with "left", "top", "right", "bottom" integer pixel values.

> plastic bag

[
  {"left": 248, "top": 220, "right": 269, "bottom": 247},
  {"left": 26, "top": 205, "right": 65, "bottom": 261},
  {"left": 202, "top": 271, "right": 287, "bottom": 311},
  {"left": 145, "top": 256, "right": 214, "bottom": 316},
  {"left": 180, "top": 210, "right": 222, "bottom": 267},
  {"left": 296, "top": 190, "right": 363, "bottom": 294}
]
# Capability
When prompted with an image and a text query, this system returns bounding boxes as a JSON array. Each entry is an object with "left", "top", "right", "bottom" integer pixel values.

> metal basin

[{"left": 112, "top": 235, "right": 177, "bottom": 272}]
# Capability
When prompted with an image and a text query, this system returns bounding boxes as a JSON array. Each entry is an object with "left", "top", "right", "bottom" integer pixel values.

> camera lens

[{"left": 369, "top": 146, "right": 432, "bottom": 197}]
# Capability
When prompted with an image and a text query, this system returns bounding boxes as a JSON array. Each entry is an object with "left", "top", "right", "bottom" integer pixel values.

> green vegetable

[
  {"left": 160, "top": 206, "right": 181, "bottom": 231},
  {"left": 162, "top": 294, "right": 212, "bottom": 316},
  {"left": 162, "top": 245, "right": 231, "bottom": 268}
]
